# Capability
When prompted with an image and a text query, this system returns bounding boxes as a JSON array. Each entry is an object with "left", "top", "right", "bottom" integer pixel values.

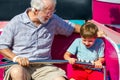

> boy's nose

[{"left": 85, "top": 42, "right": 89, "bottom": 45}]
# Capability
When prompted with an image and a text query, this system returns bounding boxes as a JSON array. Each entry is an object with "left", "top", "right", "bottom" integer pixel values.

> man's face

[
  {"left": 37, "top": 6, "right": 55, "bottom": 24},
  {"left": 81, "top": 37, "right": 96, "bottom": 48}
]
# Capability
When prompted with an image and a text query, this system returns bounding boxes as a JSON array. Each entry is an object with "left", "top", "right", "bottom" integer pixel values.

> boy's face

[{"left": 81, "top": 37, "right": 96, "bottom": 48}]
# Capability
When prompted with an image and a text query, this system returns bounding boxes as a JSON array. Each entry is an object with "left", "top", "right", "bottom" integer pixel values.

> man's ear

[{"left": 32, "top": 8, "right": 39, "bottom": 15}]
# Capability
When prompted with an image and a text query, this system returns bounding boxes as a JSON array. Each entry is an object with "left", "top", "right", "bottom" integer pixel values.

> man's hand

[
  {"left": 97, "top": 30, "right": 107, "bottom": 37},
  {"left": 14, "top": 57, "right": 29, "bottom": 66}
]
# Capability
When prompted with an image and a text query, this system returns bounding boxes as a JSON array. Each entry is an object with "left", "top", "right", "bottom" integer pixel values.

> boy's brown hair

[{"left": 80, "top": 22, "right": 98, "bottom": 38}]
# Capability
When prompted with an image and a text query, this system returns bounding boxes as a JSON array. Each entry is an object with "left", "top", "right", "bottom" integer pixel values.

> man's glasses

[{"left": 41, "top": 9, "right": 56, "bottom": 16}]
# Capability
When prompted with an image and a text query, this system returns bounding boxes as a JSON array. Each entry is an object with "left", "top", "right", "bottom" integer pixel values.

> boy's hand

[
  {"left": 94, "top": 60, "right": 103, "bottom": 68},
  {"left": 67, "top": 58, "right": 77, "bottom": 64}
]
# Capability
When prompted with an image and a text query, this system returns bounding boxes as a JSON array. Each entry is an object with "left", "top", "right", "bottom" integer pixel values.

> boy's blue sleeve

[
  {"left": 98, "top": 41, "right": 105, "bottom": 58},
  {"left": 67, "top": 39, "right": 79, "bottom": 55}
]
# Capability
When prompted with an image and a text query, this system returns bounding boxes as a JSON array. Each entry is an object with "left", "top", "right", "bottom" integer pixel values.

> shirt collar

[{"left": 22, "top": 8, "right": 32, "bottom": 24}]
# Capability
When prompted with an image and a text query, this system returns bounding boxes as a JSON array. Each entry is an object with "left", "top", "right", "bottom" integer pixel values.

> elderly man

[{"left": 0, "top": 0, "right": 81, "bottom": 80}]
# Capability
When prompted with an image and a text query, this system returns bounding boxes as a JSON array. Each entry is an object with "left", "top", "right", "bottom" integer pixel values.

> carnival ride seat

[{"left": 93, "top": 0, "right": 120, "bottom": 33}]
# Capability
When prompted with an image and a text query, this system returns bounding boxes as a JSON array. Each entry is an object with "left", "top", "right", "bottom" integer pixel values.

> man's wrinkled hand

[
  {"left": 16, "top": 57, "right": 30, "bottom": 66},
  {"left": 97, "top": 30, "right": 107, "bottom": 37}
]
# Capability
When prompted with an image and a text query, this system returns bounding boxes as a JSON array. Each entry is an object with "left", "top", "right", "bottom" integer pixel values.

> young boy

[{"left": 64, "top": 22, "right": 105, "bottom": 80}]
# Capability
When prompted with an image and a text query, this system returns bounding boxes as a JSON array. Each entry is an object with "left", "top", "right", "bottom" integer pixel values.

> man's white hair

[{"left": 30, "top": 0, "right": 56, "bottom": 11}]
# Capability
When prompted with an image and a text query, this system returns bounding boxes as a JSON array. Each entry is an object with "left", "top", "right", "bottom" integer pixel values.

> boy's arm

[
  {"left": 64, "top": 51, "right": 77, "bottom": 64},
  {"left": 98, "top": 57, "right": 105, "bottom": 63}
]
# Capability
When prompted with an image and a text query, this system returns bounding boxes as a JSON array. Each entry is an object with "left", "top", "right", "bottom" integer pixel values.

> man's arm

[
  {"left": 0, "top": 49, "right": 29, "bottom": 66},
  {"left": 74, "top": 24, "right": 81, "bottom": 33},
  {"left": 0, "top": 48, "right": 16, "bottom": 61}
]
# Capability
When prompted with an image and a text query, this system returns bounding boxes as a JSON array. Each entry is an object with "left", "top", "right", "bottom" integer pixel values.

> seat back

[
  {"left": 93, "top": 0, "right": 120, "bottom": 24},
  {"left": 103, "top": 37, "right": 119, "bottom": 80}
]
